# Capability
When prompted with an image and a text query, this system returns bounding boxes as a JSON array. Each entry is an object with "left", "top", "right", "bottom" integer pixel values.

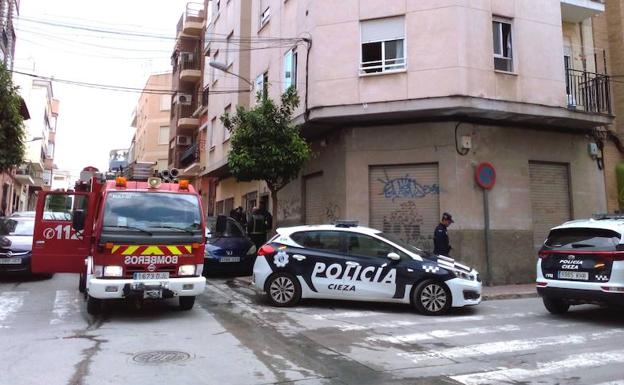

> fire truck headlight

[
  {"left": 178, "top": 264, "right": 196, "bottom": 276},
  {"left": 103, "top": 265, "right": 123, "bottom": 277}
]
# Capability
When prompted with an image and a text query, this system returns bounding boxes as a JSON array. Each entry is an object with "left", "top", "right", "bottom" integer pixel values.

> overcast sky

[{"left": 14, "top": 0, "right": 189, "bottom": 179}]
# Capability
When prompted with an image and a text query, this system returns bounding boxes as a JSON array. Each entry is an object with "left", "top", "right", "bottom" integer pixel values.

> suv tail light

[
  {"left": 538, "top": 251, "right": 552, "bottom": 259},
  {"left": 258, "top": 244, "right": 276, "bottom": 256}
]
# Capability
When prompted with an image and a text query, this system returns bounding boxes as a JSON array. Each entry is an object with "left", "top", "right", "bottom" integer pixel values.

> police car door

[
  {"left": 290, "top": 230, "right": 350, "bottom": 298},
  {"left": 345, "top": 232, "right": 401, "bottom": 300}
]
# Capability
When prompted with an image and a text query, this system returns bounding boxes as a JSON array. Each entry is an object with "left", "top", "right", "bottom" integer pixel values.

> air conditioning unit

[
  {"left": 174, "top": 94, "right": 192, "bottom": 105},
  {"left": 176, "top": 135, "right": 192, "bottom": 146}
]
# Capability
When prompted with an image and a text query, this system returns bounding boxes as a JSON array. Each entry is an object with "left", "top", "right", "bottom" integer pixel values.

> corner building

[{"left": 204, "top": 0, "right": 615, "bottom": 284}]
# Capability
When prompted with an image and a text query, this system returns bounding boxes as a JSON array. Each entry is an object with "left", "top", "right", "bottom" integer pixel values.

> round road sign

[{"left": 475, "top": 162, "right": 496, "bottom": 190}]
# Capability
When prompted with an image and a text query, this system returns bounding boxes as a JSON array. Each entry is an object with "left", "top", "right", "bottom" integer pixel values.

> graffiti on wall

[
  {"left": 325, "top": 201, "right": 340, "bottom": 223},
  {"left": 382, "top": 200, "right": 434, "bottom": 251},
  {"left": 278, "top": 198, "right": 300, "bottom": 222},
  {"left": 377, "top": 171, "right": 439, "bottom": 202}
]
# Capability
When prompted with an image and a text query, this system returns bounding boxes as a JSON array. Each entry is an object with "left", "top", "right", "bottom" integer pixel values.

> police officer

[
  {"left": 247, "top": 201, "right": 273, "bottom": 249},
  {"left": 433, "top": 212, "right": 454, "bottom": 256}
]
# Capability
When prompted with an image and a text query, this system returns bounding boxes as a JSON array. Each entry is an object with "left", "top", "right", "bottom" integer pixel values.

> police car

[
  {"left": 537, "top": 214, "right": 624, "bottom": 314},
  {"left": 252, "top": 221, "right": 482, "bottom": 315}
]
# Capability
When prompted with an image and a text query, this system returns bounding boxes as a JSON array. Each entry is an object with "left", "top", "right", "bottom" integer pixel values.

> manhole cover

[{"left": 132, "top": 351, "right": 191, "bottom": 365}]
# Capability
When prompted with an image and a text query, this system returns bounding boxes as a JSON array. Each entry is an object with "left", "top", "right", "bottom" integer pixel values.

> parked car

[
  {"left": 0, "top": 216, "right": 38, "bottom": 275},
  {"left": 204, "top": 215, "right": 257, "bottom": 276},
  {"left": 252, "top": 221, "right": 482, "bottom": 315},
  {"left": 537, "top": 214, "right": 624, "bottom": 314}
]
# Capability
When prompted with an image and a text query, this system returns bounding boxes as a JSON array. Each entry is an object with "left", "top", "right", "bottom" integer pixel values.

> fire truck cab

[{"left": 31, "top": 167, "right": 206, "bottom": 315}]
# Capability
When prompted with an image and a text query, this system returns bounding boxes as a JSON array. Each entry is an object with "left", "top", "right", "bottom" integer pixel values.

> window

[
  {"left": 214, "top": 0, "right": 220, "bottom": 16},
  {"left": 160, "top": 95, "right": 171, "bottom": 111},
  {"left": 156, "top": 159, "right": 168, "bottom": 172},
  {"left": 209, "top": 117, "right": 217, "bottom": 150},
  {"left": 346, "top": 233, "right": 402, "bottom": 259},
  {"left": 291, "top": 231, "right": 345, "bottom": 253},
  {"left": 255, "top": 71, "right": 268, "bottom": 100},
  {"left": 260, "top": 0, "right": 270, "bottom": 28},
  {"left": 283, "top": 48, "right": 297, "bottom": 90},
  {"left": 492, "top": 18, "right": 513, "bottom": 72},
  {"left": 225, "top": 32, "right": 233, "bottom": 67},
  {"left": 223, "top": 105, "right": 231, "bottom": 142},
  {"left": 158, "top": 125, "right": 169, "bottom": 145},
  {"left": 360, "top": 16, "right": 405, "bottom": 74},
  {"left": 215, "top": 200, "right": 224, "bottom": 215},
  {"left": 212, "top": 51, "right": 219, "bottom": 84},
  {"left": 544, "top": 228, "right": 621, "bottom": 251}
]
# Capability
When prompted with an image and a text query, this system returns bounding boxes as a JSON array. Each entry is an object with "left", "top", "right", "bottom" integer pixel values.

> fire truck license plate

[
  {"left": 134, "top": 272, "right": 169, "bottom": 280},
  {"left": 0, "top": 258, "right": 21, "bottom": 264}
]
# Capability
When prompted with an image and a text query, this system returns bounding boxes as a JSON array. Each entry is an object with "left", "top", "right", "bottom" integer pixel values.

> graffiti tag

[{"left": 378, "top": 173, "right": 440, "bottom": 201}]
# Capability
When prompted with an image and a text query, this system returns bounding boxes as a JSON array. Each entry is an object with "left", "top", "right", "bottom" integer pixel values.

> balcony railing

[
  {"left": 180, "top": 142, "right": 199, "bottom": 167},
  {"left": 565, "top": 68, "right": 611, "bottom": 115}
]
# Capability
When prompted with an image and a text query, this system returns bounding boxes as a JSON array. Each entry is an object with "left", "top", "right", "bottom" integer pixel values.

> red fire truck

[{"left": 31, "top": 167, "right": 206, "bottom": 315}]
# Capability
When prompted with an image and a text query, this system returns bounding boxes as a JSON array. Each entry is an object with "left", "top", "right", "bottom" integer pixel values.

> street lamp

[
  {"left": 209, "top": 61, "right": 254, "bottom": 91},
  {"left": 25, "top": 136, "right": 43, "bottom": 143}
]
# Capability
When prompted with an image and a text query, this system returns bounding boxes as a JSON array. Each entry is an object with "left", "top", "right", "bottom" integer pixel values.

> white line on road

[
  {"left": 50, "top": 290, "right": 80, "bottom": 325},
  {"left": 366, "top": 324, "right": 520, "bottom": 345},
  {"left": 0, "top": 291, "right": 27, "bottom": 328},
  {"left": 451, "top": 350, "right": 624, "bottom": 385},
  {"left": 399, "top": 329, "right": 624, "bottom": 364}
]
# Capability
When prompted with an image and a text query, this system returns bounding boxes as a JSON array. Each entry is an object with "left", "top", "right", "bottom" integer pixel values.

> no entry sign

[{"left": 475, "top": 162, "right": 496, "bottom": 190}]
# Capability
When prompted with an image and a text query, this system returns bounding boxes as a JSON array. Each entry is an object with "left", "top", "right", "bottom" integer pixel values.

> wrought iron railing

[
  {"left": 180, "top": 142, "right": 198, "bottom": 167},
  {"left": 565, "top": 68, "right": 611, "bottom": 115}
]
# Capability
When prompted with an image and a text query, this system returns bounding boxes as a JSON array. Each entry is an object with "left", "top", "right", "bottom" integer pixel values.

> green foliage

[
  {"left": 221, "top": 87, "right": 311, "bottom": 194},
  {"left": 0, "top": 63, "right": 25, "bottom": 173}
]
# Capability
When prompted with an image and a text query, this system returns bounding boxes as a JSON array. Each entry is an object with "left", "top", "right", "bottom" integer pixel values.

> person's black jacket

[{"left": 433, "top": 223, "right": 451, "bottom": 256}]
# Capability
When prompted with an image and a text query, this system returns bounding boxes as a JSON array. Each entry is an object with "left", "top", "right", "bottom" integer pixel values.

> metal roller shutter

[
  {"left": 529, "top": 162, "right": 572, "bottom": 249},
  {"left": 305, "top": 173, "right": 324, "bottom": 225},
  {"left": 369, "top": 164, "right": 440, "bottom": 251}
]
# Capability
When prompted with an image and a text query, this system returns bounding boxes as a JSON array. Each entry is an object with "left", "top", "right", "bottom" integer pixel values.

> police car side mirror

[{"left": 387, "top": 252, "right": 401, "bottom": 261}]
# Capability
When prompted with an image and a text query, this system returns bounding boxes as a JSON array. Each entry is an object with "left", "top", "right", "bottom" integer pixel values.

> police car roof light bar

[
  {"left": 593, "top": 213, "right": 624, "bottom": 220},
  {"left": 334, "top": 220, "right": 359, "bottom": 228}
]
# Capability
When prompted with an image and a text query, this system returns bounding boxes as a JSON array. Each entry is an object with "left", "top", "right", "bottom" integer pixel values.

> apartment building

[
  {"left": 129, "top": 73, "right": 173, "bottom": 173},
  {"left": 204, "top": 0, "right": 615, "bottom": 284}
]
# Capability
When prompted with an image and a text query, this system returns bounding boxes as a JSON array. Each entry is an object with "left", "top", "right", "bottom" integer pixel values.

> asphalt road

[{"left": 1, "top": 274, "right": 623, "bottom": 385}]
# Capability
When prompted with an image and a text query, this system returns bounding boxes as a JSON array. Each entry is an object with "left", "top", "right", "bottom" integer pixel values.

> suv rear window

[{"left": 544, "top": 228, "right": 621, "bottom": 250}]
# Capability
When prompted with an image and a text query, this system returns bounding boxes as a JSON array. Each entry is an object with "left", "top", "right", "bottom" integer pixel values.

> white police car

[
  {"left": 252, "top": 221, "right": 482, "bottom": 315},
  {"left": 537, "top": 214, "right": 624, "bottom": 314}
]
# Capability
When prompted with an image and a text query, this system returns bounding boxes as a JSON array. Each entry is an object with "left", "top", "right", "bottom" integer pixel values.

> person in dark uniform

[
  {"left": 247, "top": 201, "right": 273, "bottom": 249},
  {"left": 433, "top": 212, "right": 454, "bottom": 256}
]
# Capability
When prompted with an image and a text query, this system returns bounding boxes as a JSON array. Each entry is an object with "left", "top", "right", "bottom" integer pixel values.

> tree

[
  {"left": 0, "top": 63, "right": 25, "bottom": 173},
  {"left": 221, "top": 87, "right": 311, "bottom": 228}
]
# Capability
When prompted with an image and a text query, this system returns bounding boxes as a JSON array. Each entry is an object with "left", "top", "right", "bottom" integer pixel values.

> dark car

[
  {"left": 204, "top": 215, "right": 257, "bottom": 276},
  {"left": 0, "top": 216, "right": 35, "bottom": 275}
]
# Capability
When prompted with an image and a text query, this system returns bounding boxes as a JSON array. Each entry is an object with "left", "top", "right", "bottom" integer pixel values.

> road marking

[
  {"left": 366, "top": 324, "right": 520, "bottom": 344},
  {"left": 334, "top": 312, "right": 539, "bottom": 332},
  {"left": 451, "top": 350, "right": 624, "bottom": 385},
  {"left": 400, "top": 329, "right": 624, "bottom": 364},
  {"left": 50, "top": 290, "right": 80, "bottom": 325},
  {"left": 0, "top": 291, "right": 27, "bottom": 328},
  {"left": 313, "top": 311, "right": 380, "bottom": 320}
]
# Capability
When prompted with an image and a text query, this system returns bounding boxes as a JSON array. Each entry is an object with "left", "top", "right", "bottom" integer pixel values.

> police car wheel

[
  {"left": 266, "top": 273, "right": 301, "bottom": 307},
  {"left": 86, "top": 295, "right": 102, "bottom": 315},
  {"left": 542, "top": 297, "right": 569, "bottom": 315},
  {"left": 413, "top": 279, "right": 452, "bottom": 315},
  {"left": 179, "top": 296, "right": 196, "bottom": 311}
]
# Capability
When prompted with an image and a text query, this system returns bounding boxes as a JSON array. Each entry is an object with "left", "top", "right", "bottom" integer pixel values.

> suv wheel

[
  {"left": 413, "top": 279, "right": 452, "bottom": 315},
  {"left": 86, "top": 295, "right": 102, "bottom": 315},
  {"left": 543, "top": 297, "right": 570, "bottom": 315},
  {"left": 179, "top": 296, "right": 196, "bottom": 311},
  {"left": 266, "top": 273, "right": 301, "bottom": 307}
]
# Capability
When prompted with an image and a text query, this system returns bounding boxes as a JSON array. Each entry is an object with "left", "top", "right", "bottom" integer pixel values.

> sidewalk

[{"left": 233, "top": 276, "right": 538, "bottom": 301}]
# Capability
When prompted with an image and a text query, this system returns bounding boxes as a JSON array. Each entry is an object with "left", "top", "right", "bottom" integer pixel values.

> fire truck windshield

[{"left": 102, "top": 192, "right": 201, "bottom": 233}]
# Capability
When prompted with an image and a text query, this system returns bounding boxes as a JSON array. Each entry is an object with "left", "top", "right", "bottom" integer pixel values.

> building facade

[
  {"left": 0, "top": 0, "right": 18, "bottom": 70},
  {"left": 203, "top": 0, "right": 615, "bottom": 284},
  {"left": 129, "top": 72, "right": 173, "bottom": 174}
]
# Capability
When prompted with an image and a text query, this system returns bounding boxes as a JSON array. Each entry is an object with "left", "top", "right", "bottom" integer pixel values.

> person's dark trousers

[{"left": 250, "top": 233, "right": 267, "bottom": 249}]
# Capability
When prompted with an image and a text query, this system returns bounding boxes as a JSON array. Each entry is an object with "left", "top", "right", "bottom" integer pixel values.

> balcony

[
  {"left": 173, "top": 97, "right": 200, "bottom": 129},
  {"left": 561, "top": 0, "right": 604, "bottom": 23},
  {"left": 180, "top": 142, "right": 199, "bottom": 168},
  {"left": 178, "top": 50, "right": 202, "bottom": 83},
  {"left": 177, "top": 3, "right": 205, "bottom": 37},
  {"left": 565, "top": 68, "right": 611, "bottom": 115}
]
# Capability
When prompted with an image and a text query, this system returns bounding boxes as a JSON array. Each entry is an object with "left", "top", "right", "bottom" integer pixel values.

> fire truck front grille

[{"left": 124, "top": 265, "right": 178, "bottom": 278}]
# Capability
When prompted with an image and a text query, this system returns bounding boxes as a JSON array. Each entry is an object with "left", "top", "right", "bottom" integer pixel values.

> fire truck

[{"left": 31, "top": 167, "right": 206, "bottom": 315}]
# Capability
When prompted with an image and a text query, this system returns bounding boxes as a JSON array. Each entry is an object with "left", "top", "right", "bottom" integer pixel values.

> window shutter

[{"left": 361, "top": 16, "right": 405, "bottom": 43}]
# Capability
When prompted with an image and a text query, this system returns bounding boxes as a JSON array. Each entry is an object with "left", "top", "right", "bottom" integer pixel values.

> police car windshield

[
  {"left": 0, "top": 218, "right": 34, "bottom": 236},
  {"left": 102, "top": 192, "right": 201, "bottom": 232},
  {"left": 377, "top": 232, "right": 423, "bottom": 255}
]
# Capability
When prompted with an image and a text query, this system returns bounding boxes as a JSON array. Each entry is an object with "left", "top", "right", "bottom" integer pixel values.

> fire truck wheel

[
  {"left": 179, "top": 296, "right": 196, "bottom": 311},
  {"left": 87, "top": 295, "right": 102, "bottom": 315},
  {"left": 78, "top": 273, "right": 86, "bottom": 293}
]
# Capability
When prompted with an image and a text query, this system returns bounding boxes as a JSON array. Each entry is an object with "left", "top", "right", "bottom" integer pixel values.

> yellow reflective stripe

[
  {"left": 122, "top": 246, "right": 139, "bottom": 255},
  {"left": 111, "top": 245, "right": 120, "bottom": 254},
  {"left": 141, "top": 246, "right": 163, "bottom": 255},
  {"left": 184, "top": 245, "right": 192, "bottom": 253},
  {"left": 167, "top": 246, "right": 182, "bottom": 255}
]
